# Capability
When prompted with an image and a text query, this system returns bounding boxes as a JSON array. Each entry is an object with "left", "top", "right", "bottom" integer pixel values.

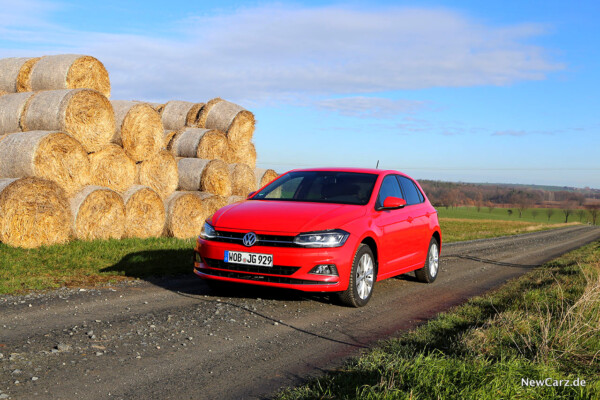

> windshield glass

[{"left": 252, "top": 171, "right": 378, "bottom": 205}]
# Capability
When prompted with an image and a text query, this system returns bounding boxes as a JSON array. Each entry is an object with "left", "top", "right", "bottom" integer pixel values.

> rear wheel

[
  {"left": 338, "top": 244, "right": 375, "bottom": 307},
  {"left": 415, "top": 237, "right": 439, "bottom": 283}
]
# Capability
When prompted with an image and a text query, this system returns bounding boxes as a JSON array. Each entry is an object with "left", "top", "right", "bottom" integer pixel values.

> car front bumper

[{"left": 193, "top": 238, "right": 356, "bottom": 292}]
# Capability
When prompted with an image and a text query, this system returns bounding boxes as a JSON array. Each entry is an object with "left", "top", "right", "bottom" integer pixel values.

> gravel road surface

[{"left": 1, "top": 225, "right": 599, "bottom": 400}]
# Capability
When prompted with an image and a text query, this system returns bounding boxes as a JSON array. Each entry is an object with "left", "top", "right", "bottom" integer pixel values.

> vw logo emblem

[{"left": 243, "top": 232, "right": 257, "bottom": 247}]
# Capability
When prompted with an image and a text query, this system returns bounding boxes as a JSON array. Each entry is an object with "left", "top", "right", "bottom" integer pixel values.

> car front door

[
  {"left": 397, "top": 175, "right": 431, "bottom": 266},
  {"left": 373, "top": 175, "right": 418, "bottom": 278}
]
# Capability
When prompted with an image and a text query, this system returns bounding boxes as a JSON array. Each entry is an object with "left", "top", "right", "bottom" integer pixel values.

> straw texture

[
  {"left": 28, "top": 55, "right": 110, "bottom": 97},
  {"left": 0, "top": 57, "right": 38, "bottom": 92},
  {"left": 169, "top": 128, "right": 228, "bottom": 160},
  {"left": 89, "top": 144, "right": 136, "bottom": 193},
  {"left": 21, "top": 89, "right": 114, "bottom": 152},
  {"left": 161, "top": 100, "right": 205, "bottom": 130},
  {"left": 70, "top": 185, "right": 125, "bottom": 240},
  {"left": 0, "top": 177, "right": 71, "bottom": 248},
  {"left": 164, "top": 191, "right": 205, "bottom": 239},
  {"left": 177, "top": 158, "right": 232, "bottom": 196},
  {"left": 0, "top": 130, "right": 90, "bottom": 196},
  {"left": 228, "top": 163, "right": 256, "bottom": 196},
  {"left": 136, "top": 150, "right": 178, "bottom": 198},
  {"left": 228, "top": 142, "right": 256, "bottom": 169},
  {"left": 122, "top": 185, "right": 165, "bottom": 238},
  {"left": 255, "top": 168, "right": 279, "bottom": 189},
  {"left": 198, "top": 98, "right": 255, "bottom": 150},
  {"left": 111, "top": 101, "right": 163, "bottom": 162},
  {"left": 0, "top": 92, "right": 34, "bottom": 135}
]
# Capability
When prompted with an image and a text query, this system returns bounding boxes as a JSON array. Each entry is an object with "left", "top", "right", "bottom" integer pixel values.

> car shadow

[{"left": 100, "top": 249, "right": 339, "bottom": 306}]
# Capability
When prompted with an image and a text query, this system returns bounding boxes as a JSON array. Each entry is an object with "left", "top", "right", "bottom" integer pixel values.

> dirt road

[{"left": 1, "top": 225, "right": 599, "bottom": 400}]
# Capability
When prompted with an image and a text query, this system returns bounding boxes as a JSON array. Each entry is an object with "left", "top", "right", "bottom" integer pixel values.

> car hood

[{"left": 211, "top": 200, "right": 366, "bottom": 234}]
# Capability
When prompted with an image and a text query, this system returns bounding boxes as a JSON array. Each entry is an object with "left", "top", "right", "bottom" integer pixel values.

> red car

[{"left": 194, "top": 168, "right": 441, "bottom": 307}]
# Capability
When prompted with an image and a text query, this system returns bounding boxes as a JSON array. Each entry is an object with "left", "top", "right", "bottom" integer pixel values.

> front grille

[
  {"left": 212, "top": 230, "right": 298, "bottom": 247},
  {"left": 203, "top": 258, "right": 299, "bottom": 276},
  {"left": 199, "top": 268, "right": 333, "bottom": 285}
]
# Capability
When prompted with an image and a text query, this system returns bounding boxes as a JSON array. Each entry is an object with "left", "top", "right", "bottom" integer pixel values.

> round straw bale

[
  {"left": 227, "top": 142, "right": 256, "bottom": 169},
  {"left": 28, "top": 55, "right": 110, "bottom": 98},
  {"left": 198, "top": 98, "right": 255, "bottom": 150},
  {"left": 161, "top": 101, "right": 205, "bottom": 130},
  {"left": 0, "top": 131, "right": 90, "bottom": 196},
  {"left": 132, "top": 101, "right": 165, "bottom": 114},
  {"left": 228, "top": 163, "right": 256, "bottom": 197},
  {"left": 13, "top": 57, "right": 42, "bottom": 93},
  {"left": 177, "top": 158, "right": 232, "bottom": 197},
  {"left": 0, "top": 90, "right": 8, "bottom": 97},
  {"left": 195, "top": 192, "right": 228, "bottom": 218},
  {"left": 21, "top": 89, "right": 114, "bottom": 152},
  {"left": 1, "top": 57, "right": 35, "bottom": 92},
  {"left": 0, "top": 92, "right": 35, "bottom": 135},
  {"left": 169, "top": 128, "right": 228, "bottom": 160},
  {"left": 0, "top": 177, "right": 71, "bottom": 248},
  {"left": 111, "top": 100, "right": 163, "bottom": 162},
  {"left": 89, "top": 144, "right": 136, "bottom": 193},
  {"left": 70, "top": 185, "right": 125, "bottom": 240},
  {"left": 227, "top": 195, "right": 245, "bottom": 205},
  {"left": 136, "top": 150, "right": 178, "bottom": 198},
  {"left": 121, "top": 185, "right": 165, "bottom": 238},
  {"left": 255, "top": 168, "right": 279, "bottom": 189},
  {"left": 164, "top": 191, "right": 205, "bottom": 239},
  {"left": 164, "top": 130, "right": 177, "bottom": 149}
]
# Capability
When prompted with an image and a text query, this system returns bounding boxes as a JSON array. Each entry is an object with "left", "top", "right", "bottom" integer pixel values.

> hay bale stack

[
  {"left": 164, "top": 130, "right": 177, "bottom": 149},
  {"left": 122, "top": 185, "right": 165, "bottom": 238},
  {"left": 21, "top": 89, "right": 114, "bottom": 152},
  {"left": 195, "top": 192, "right": 228, "bottom": 219},
  {"left": 0, "top": 57, "right": 41, "bottom": 93},
  {"left": 168, "top": 128, "right": 228, "bottom": 160},
  {"left": 164, "top": 191, "right": 205, "bottom": 239},
  {"left": 161, "top": 100, "right": 204, "bottom": 130},
  {"left": 136, "top": 150, "right": 178, "bottom": 198},
  {"left": 24, "top": 55, "right": 110, "bottom": 97},
  {"left": 0, "top": 177, "right": 71, "bottom": 248},
  {"left": 70, "top": 185, "right": 125, "bottom": 240},
  {"left": 111, "top": 101, "right": 163, "bottom": 162},
  {"left": 198, "top": 98, "right": 255, "bottom": 150},
  {"left": 255, "top": 168, "right": 279, "bottom": 189},
  {"left": 0, "top": 131, "right": 90, "bottom": 196},
  {"left": 0, "top": 92, "right": 34, "bottom": 135},
  {"left": 133, "top": 101, "right": 165, "bottom": 114},
  {"left": 227, "top": 142, "right": 256, "bottom": 168},
  {"left": 177, "top": 158, "right": 232, "bottom": 197},
  {"left": 228, "top": 163, "right": 256, "bottom": 196},
  {"left": 227, "top": 195, "right": 245, "bottom": 204},
  {"left": 89, "top": 144, "right": 136, "bottom": 193}
]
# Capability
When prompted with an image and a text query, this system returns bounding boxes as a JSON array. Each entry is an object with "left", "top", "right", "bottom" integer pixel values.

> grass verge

[{"left": 276, "top": 241, "right": 600, "bottom": 400}]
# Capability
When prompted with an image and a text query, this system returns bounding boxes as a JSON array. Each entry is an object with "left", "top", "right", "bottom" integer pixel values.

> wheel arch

[
  {"left": 360, "top": 236, "right": 379, "bottom": 277},
  {"left": 432, "top": 230, "right": 441, "bottom": 253}
]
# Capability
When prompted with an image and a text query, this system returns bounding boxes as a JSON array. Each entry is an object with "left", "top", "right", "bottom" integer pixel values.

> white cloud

[
  {"left": 316, "top": 97, "right": 428, "bottom": 118},
  {"left": 0, "top": 4, "right": 564, "bottom": 104}
]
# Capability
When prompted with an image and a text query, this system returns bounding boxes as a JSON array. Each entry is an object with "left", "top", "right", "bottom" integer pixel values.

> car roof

[{"left": 285, "top": 167, "right": 406, "bottom": 176}]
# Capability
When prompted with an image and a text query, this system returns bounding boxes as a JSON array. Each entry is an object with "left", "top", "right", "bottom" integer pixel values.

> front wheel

[
  {"left": 415, "top": 237, "right": 439, "bottom": 283},
  {"left": 338, "top": 244, "right": 376, "bottom": 307}
]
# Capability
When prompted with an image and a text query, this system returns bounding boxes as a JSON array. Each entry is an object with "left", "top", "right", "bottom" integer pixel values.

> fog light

[
  {"left": 309, "top": 264, "right": 338, "bottom": 276},
  {"left": 194, "top": 252, "right": 202, "bottom": 263}
]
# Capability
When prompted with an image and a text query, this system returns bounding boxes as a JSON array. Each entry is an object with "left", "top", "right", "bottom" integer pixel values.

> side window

[
  {"left": 377, "top": 175, "right": 403, "bottom": 208},
  {"left": 397, "top": 176, "right": 423, "bottom": 206}
]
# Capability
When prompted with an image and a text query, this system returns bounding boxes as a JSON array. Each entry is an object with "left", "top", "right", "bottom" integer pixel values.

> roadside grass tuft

[{"left": 276, "top": 242, "right": 600, "bottom": 400}]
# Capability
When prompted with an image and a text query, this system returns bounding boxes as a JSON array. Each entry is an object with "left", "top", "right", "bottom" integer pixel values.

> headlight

[
  {"left": 199, "top": 222, "right": 217, "bottom": 240},
  {"left": 293, "top": 229, "right": 349, "bottom": 248}
]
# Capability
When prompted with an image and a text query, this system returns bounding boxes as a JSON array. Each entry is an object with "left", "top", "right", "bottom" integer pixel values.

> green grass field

[
  {"left": 437, "top": 206, "right": 592, "bottom": 225},
  {"left": 277, "top": 242, "right": 600, "bottom": 399},
  {"left": 0, "top": 207, "right": 582, "bottom": 295}
]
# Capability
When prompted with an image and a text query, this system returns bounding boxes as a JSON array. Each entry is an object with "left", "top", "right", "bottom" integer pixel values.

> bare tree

[
  {"left": 507, "top": 209, "right": 513, "bottom": 217},
  {"left": 562, "top": 206, "right": 574, "bottom": 223},
  {"left": 577, "top": 209, "right": 586, "bottom": 222},
  {"left": 531, "top": 209, "right": 538, "bottom": 220},
  {"left": 546, "top": 208, "right": 554, "bottom": 222},
  {"left": 475, "top": 191, "right": 483, "bottom": 212},
  {"left": 488, "top": 203, "right": 495, "bottom": 214},
  {"left": 516, "top": 195, "right": 532, "bottom": 218}
]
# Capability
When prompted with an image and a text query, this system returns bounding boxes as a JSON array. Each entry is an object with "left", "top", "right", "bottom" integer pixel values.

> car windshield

[{"left": 252, "top": 171, "right": 378, "bottom": 205}]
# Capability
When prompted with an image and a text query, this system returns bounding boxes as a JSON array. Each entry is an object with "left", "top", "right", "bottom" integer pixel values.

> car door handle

[
  {"left": 407, "top": 216, "right": 414, "bottom": 223},
  {"left": 425, "top": 212, "right": 432, "bottom": 218}
]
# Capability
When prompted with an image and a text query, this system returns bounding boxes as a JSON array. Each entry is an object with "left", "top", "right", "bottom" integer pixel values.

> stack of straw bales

[{"left": 0, "top": 53, "right": 277, "bottom": 247}]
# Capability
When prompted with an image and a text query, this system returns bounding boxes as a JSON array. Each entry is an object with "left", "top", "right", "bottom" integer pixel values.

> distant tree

[
  {"left": 531, "top": 209, "right": 538, "bottom": 220},
  {"left": 587, "top": 205, "right": 599, "bottom": 225},
  {"left": 487, "top": 202, "right": 495, "bottom": 214},
  {"left": 563, "top": 208, "right": 573, "bottom": 223},
  {"left": 516, "top": 194, "right": 533, "bottom": 218},
  {"left": 577, "top": 209, "right": 586, "bottom": 222},
  {"left": 507, "top": 209, "right": 513, "bottom": 217},
  {"left": 475, "top": 191, "right": 483, "bottom": 212},
  {"left": 546, "top": 208, "right": 554, "bottom": 222}
]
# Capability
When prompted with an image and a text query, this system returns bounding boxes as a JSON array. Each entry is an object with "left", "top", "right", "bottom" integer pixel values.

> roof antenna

[{"left": 375, "top": 160, "right": 379, "bottom": 169}]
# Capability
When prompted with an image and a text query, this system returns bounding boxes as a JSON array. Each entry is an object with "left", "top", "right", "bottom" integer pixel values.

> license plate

[{"left": 224, "top": 251, "right": 273, "bottom": 267}]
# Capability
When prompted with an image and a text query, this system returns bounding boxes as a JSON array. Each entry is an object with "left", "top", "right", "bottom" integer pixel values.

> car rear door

[
  {"left": 373, "top": 175, "right": 419, "bottom": 278},
  {"left": 397, "top": 175, "right": 431, "bottom": 266}
]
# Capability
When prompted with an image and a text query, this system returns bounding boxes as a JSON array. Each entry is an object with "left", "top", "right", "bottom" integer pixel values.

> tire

[
  {"left": 338, "top": 244, "right": 376, "bottom": 307},
  {"left": 415, "top": 237, "right": 439, "bottom": 283}
]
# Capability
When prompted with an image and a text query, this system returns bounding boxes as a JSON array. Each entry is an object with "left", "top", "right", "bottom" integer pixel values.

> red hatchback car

[{"left": 194, "top": 168, "right": 442, "bottom": 307}]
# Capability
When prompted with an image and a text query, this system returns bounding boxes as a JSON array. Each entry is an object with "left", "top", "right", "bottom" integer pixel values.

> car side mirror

[
  {"left": 247, "top": 191, "right": 256, "bottom": 199},
  {"left": 380, "top": 197, "right": 406, "bottom": 210}
]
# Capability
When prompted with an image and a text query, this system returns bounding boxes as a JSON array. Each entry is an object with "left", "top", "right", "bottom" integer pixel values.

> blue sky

[{"left": 1, "top": 1, "right": 598, "bottom": 188}]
